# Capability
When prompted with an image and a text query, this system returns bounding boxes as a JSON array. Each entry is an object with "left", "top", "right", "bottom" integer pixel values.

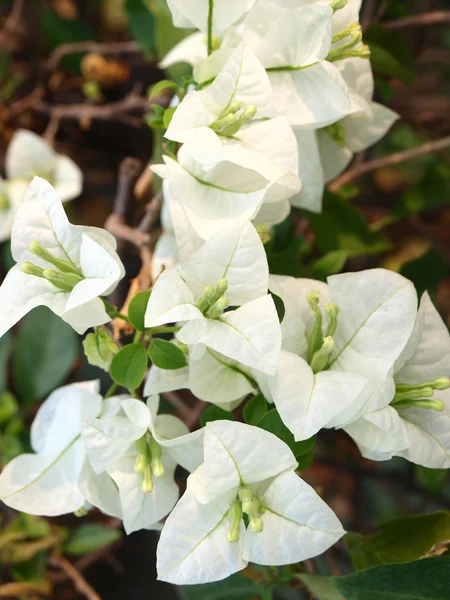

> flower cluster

[{"left": 1, "top": 0, "right": 449, "bottom": 589}]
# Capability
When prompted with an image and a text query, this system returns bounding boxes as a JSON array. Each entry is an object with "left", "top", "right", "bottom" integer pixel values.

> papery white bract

[
  {"left": 0, "top": 177, "right": 125, "bottom": 336},
  {"left": 0, "top": 381, "right": 101, "bottom": 516},
  {"left": 157, "top": 420, "right": 344, "bottom": 584},
  {"left": 167, "top": 0, "right": 256, "bottom": 37}
]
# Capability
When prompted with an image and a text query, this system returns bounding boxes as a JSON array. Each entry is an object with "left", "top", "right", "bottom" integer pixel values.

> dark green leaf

[
  {"left": 270, "top": 292, "right": 285, "bottom": 322},
  {"left": 163, "top": 106, "right": 177, "bottom": 128},
  {"left": 182, "top": 572, "right": 266, "bottom": 600},
  {"left": 298, "top": 574, "right": 345, "bottom": 600},
  {"left": 365, "top": 24, "right": 415, "bottom": 85},
  {"left": 0, "top": 392, "right": 18, "bottom": 425},
  {"left": 125, "top": 0, "right": 155, "bottom": 54},
  {"left": 149, "top": 79, "right": 178, "bottom": 99},
  {"left": 200, "top": 405, "right": 234, "bottom": 428},
  {"left": 400, "top": 248, "right": 448, "bottom": 299},
  {"left": 313, "top": 250, "right": 348, "bottom": 276},
  {"left": 336, "top": 557, "right": 450, "bottom": 600},
  {"left": 0, "top": 332, "right": 11, "bottom": 393},
  {"left": 128, "top": 290, "right": 152, "bottom": 331},
  {"left": 296, "top": 448, "right": 314, "bottom": 471},
  {"left": 306, "top": 193, "right": 391, "bottom": 257},
  {"left": 243, "top": 394, "right": 268, "bottom": 425},
  {"left": 346, "top": 511, "right": 450, "bottom": 571},
  {"left": 149, "top": 339, "right": 187, "bottom": 370},
  {"left": 13, "top": 307, "right": 79, "bottom": 406},
  {"left": 65, "top": 524, "right": 121, "bottom": 556},
  {"left": 257, "top": 409, "right": 316, "bottom": 460},
  {"left": 110, "top": 343, "right": 148, "bottom": 391},
  {"left": 415, "top": 467, "right": 448, "bottom": 497}
]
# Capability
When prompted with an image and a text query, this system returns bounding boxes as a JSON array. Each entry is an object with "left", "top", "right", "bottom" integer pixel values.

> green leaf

[
  {"left": 336, "top": 557, "right": 450, "bottom": 600},
  {"left": 149, "top": 79, "right": 178, "bottom": 100},
  {"left": 82, "top": 329, "right": 119, "bottom": 371},
  {"left": 200, "top": 405, "right": 234, "bottom": 428},
  {"left": 13, "top": 307, "right": 79, "bottom": 406},
  {"left": 243, "top": 394, "right": 268, "bottom": 425},
  {"left": 415, "top": 467, "right": 448, "bottom": 497},
  {"left": 298, "top": 574, "right": 345, "bottom": 600},
  {"left": 163, "top": 106, "right": 177, "bottom": 128},
  {"left": 110, "top": 343, "right": 148, "bottom": 391},
  {"left": 313, "top": 250, "right": 348, "bottom": 276},
  {"left": 182, "top": 572, "right": 266, "bottom": 600},
  {"left": 306, "top": 193, "right": 391, "bottom": 258},
  {"left": 0, "top": 332, "right": 11, "bottom": 393},
  {"left": 128, "top": 290, "right": 152, "bottom": 331},
  {"left": 346, "top": 511, "right": 450, "bottom": 571},
  {"left": 257, "top": 409, "right": 316, "bottom": 460},
  {"left": 65, "top": 524, "right": 121, "bottom": 556},
  {"left": 0, "top": 392, "right": 18, "bottom": 425},
  {"left": 400, "top": 248, "right": 448, "bottom": 300},
  {"left": 149, "top": 339, "right": 187, "bottom": 370},
  {"left": 125, "top": 0, "right": 155, "bottom": 54},
  {"left": 270, "top": 292, "right": 286, "bottom": 322},
  {"left": 365, "top": 24, "right": 415, "bottom": 85}
]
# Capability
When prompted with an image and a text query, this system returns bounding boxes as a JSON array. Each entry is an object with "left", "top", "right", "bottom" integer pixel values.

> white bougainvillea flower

[
  {"left": 82, "top": 395, "right": 204, "bottom": 534},
  {"left": 343, "top": 292, "right": 450, "bottom": 468},
  {"left": 167, "top": 0, "right": 256, "bottom": 37},
  {"left": 240, "top": 4, "right": 351, "bottom": 127},
  {"left": 145, "top": 221, "right": 281, "bottom": 374},
  {"left": 0, "top": 381, "right": 102, "bottom": 516},
  {"left": 160, "top": 32, "right": 208, "bottom": 70},
  {"left": 145, "top": 345, "right": 256, "bottom": 411},
  {"left": 263, "top": 270, "right": 418, "bottom": 441},
  {"left": 157, "top": 420, "right": 344, "bottom": 584},
  {"left": 0, "top": 177, "right": 125, "bottom": 337},
  {"left": 166, "top": 45, "right": 273, "bottom": 166},
  {"left": 154, "top": 115, "right": 301, "bottom": 240},
  {"left": 152, "top": 182, "right": 179, "bottom": 281},
  {"left": 0, "top": 130, "right": 83, "bottom": 243}
]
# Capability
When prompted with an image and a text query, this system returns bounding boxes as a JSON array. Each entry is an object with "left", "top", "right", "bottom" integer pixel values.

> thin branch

[
  {"left": 49, "top": 555, "right": 101, "bottom": 600},
  {"left": 0, "top": 581, "right": 51, "bottom": 598},
  {"left": 46, "top": 40, "right": 141, "bottom": 71},
  {"left": 329, "top": 136, "right": 450, "bottom": 191},
  {"left": 385, "top": 10, "right": 450, "bottom": 30},
  {"left": 137, "top": 191, "right": 163, "bottom": 233},
  {"left": 2, "top": 0, "right": 24, "bottom": 32},
  {"left": 114, "top": 157, "right": 142, "bottom": 218},
  {"left": 361, "top": 0, "right": 377, "bottom": 30}
]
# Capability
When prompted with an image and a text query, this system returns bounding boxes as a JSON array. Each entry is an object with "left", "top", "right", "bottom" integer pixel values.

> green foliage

[
  {"left": 305, "top": 193, "right": 391, "bottom": 258},
  {"left": 0, "top": 332, "right": 11, "bottom": 393},
  {"left": 257, "top": 409, "right": 315, "bottom": 464},
  {"left": 182, "top": 572, "right": 267, "bottom": 600},
  {"left": 110, "top": 343, "right": 148, "bottom": 391},
  {"left": 12, "top": 307, "right": 79, "bottom": 406},
  {"left": 298, "top": 574, "right": 345, "bottom": 600},
  {"left": 148, "top": 338, "right": 187, "bottom": 370},
  {"left": 400, "top": 248, "right": 448, "bottom": 300},
  {"left": 415, "top": 467, "right": 448, "bottom": 497},
  {"left": 128, "top": 290, "right": 152, "bottom": 331},
  {"left": 313, "top": 251, "right": 348, "bottom": 276},
  {"left": 200, "top": 405, "right": 234, "bottom": 427},
  {"left": 365, "top": 24, "right": 415, "bottom": 85},
  {"left": 0, "top": 391, "right": 18, "bottom": 425},
  {"left": 149, "top": 79, "right": 179, "bottom": 100},
  {"left": 243, "top": 394, "right": 268, "bottom": 426},
  {"left": 65, "top": 524, "right": 121, "bottom": 556},
  {"left": 82, "top": 328, "right": 119, "bottom": 371},
  {"left": 346, "top": 511, "right": 450, "bottom": 570},
  {"left": 336, "top": 557, "right": 450, "bottom": 600},
  {"left": 125, "top": 0, "right": 156, "bottom": 54}
]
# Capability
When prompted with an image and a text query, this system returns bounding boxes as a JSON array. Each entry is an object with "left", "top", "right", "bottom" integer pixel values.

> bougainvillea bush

[{"left": 1, "top": 0, "right": 450, "bottom": 598}]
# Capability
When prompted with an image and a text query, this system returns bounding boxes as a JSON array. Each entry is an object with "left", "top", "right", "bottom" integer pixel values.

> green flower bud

[
  {"left": 141, "top": 465, "right": 153, "bottom": 493},
  {"left": 20, "top": 262, "right": 45, "bottom": 278},
  {"left": 29, "top": 241, "right": 82, "bottom": 276},
  {"left": 83, "top": 328, "right": 119, "bottom": 371},
  {"left": 311, "top": 336, "right": 335, "bottom": 374},
  {"left": 43, "top": 269, "right": 82, "bottom": 292},
  {"left": 307, "top": 291, "right": 324, "bottom": 363}
]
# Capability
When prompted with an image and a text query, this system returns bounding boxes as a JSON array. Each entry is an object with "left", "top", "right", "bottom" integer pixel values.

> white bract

[
  {"left": 0, "top": 177, "right": 125, "bottom": 336},
  {"left": 157, "top": 420, "right": 345, "bottom": 584},
  {"left": 343, "top": 292, "right": 450, "bottom": 468},
  {"left": 82, "top": 395, "right": 204, "bottom": 534},
  {"left": 145, "top": 221, "right": 282, "bottom": 374},
  {"left": 167, "top": 0, "right": 255, "bottom": 37},
  {"left": 0, "top": 129, "right": 82, "bottom": 243},
  {"left": 0, "top": 381, "right": 102, "bottom": 516}
]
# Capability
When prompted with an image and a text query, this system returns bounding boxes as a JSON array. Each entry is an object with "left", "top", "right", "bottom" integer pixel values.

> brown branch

[
  {"left": 138, "top": 191, "right": 163, "bottom": 233},
  {"left": 385, "top": 11, "right": 450, "bottom": 30},
  {"left": 46, "top": 40, "right": 141, "bottom": 71},
  {"left": 328, "top": 136, "right": 450, "bottom": 191},
  {"left": 361, "top": 0, "right": 377, "bottom": 30},
  {"left": 0, "top": 581, "right": 51, "bottom": 597},
  {"left": 49, "top": 555, "right": 101, "bottom": 600}
]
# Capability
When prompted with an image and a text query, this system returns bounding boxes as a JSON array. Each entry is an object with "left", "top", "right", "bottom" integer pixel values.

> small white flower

[
  {"left": 343, "top": 292, "right": 450, "bottom": 468},
  {"left": 0, "top": 129, "right": 82, "bottom": 243},
  {"left": 0, "top": 177, "right": 125, "bottom": 336},
  {"left": 167, "top": 0, "right": 256, "bottom": 37},
  {"left": 82, "top": 395, "right": 204, "bottom": 534},
  {"left": 0, "top": 381, "right": 102, "bottom": 516},
  {"left": 157, "top": 420, "right": 344, "bottom": 584},
  {"left": 144, "top": 221, "right": 282, "bottom": 374}
]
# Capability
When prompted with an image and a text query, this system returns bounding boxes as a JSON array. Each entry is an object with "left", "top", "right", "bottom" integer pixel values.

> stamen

[
  {"left": 331, "top": 0, "right": 348, "bottom": 11},
  {"left": 29, "top": 241, "right": 82, "bottom": 276},
  {"left": 325, "top": 303, "right": 340, "bottom": 337},
  {"left": 206, "top": 296, "right": 229, "bottom": 319},
  {"left": 310, "top": 336, "right": 335, "bottom": 374},
  {"left": 226, "top": 499, "right": 242, "bottom": 543},
  {"left": 20, "top": 262, "right": 45, "bottom": 278},
  {"left": 307, "top": 292, "right": 324, "bottom": 363},
  {"left": 43, "top": 269, "right": 83, "bottom": 292},
  {"left": 149, "top": 435, "right": 165, "bottom": 478},
  {"left": 141, "top": 464, "right": 153, "bottom": 493}
]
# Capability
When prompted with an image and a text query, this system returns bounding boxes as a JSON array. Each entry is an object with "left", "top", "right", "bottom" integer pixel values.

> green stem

[
  {"left": 102, "top": 299, "right": 131, "bottom": 323},
  {"left": 207, "top": 0, "right": 214, "bottom": 55},
  {"left": 134, "top": 330, "right": 143, "bottom": 343},
  {"left": 105, "top": 382, "right": 119, "bottom": 399},
  {"left": 147, "top": 326, "right": 181, "bottom": 334}
]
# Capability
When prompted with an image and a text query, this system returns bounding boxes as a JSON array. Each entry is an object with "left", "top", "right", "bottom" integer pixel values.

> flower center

[
  {"left": 323, "top": 122, "right": 347, "bottom": 148},
  {"left": 20, "top": 241, "right": 83, "bottom": 292},
  {"left": 211, "top": 103, "right": 258, "bottom": 137},
  {"left": 227, "top": 485, "right": 265, "bottom": 543},
  {"left": 197, "top": 279, "right": 229, "bottom": 319},
  {"left": 327, "top": 23, "right": 370, "bottom": 63},
  {"left": 306, "top": 292, "right": 339, "bottom": 373},
  {"left": 391, "top": 377, "right": 450, "bottom": 412},
  {"left": 134, "top": 434, "right": 165, "bottom": 494}
]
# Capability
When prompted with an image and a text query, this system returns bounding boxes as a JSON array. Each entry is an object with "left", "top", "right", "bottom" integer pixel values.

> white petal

[
  {"left": 269, "top": 351, "right": 369, "bottom": 440},
  {"left": 5, "top": 130, "right": 55, "bottom": 180},
  {"left": 61, "top": 297, "right": 111, "bottom": 334},
  {"left": 167, "top": 0, "right": 255, "bottom": 36},
  {"left": 0, "top": 438, "right": 85, "bottom": 516},
  {"left": 53, "top": 155, "right": 83, "bottom": 202},
  {"left": 290, "top": 130, "right": 325, "bottom": 213},
  {"left": 78, "top": 459, "right": 123, "bottom": 518},
  {"left": 198, "top": 295, "right": 282, "bottom": 374},
  {"left": 316, "top": 129, "right": 353, "bottom": 183},
  {"left": 395, "top": 292, "right": 450, "bottom": 384},
  {"left": 144, "top": 267, "right": 202, "bottom": 328},
  {"left": 156, "top": 487, "right": 247, "bottom": 585},
  {"left": 31, "top": 382, "right": 102, "bottom": 454},
  {"left": 109, "top": 454, "right": 178, "bottom": 534},
  {"left": 344, "top": 406, "right": 410, "bottom": 455},
  {"left": 243, "top": 471, "right": 345, "bottom": 565},
  {"left": 342, "top": 103, "right": 399, "bottom": 154},
  {"left": 328, "top": 269, "right": 418, "bottom": 379},
  {"left": 200, "top": 421, "right": 297, "bottom": 503},
  {"left": 160, "top": 32, "right": 207, "bottom": 69},
  {"left": 144, "top": 365, "right": 189, "bottom": 397},
  {"left": 152, "top": 414, "right": 205, "bottom": 472}
]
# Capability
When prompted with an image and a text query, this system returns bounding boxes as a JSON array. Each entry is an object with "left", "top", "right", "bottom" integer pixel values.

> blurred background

[{"left": 0, "top": 0, "right": 450, "bottom": 598}]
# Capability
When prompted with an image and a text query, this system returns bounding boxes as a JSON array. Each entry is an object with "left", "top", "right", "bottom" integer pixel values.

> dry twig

[
  {"left": 50, "top": 554, "right": 101, "bottom": 600},
  {"left": 328, "top": 136, "right": 450, "bottom": 191},
  {"left": 0, "top": 581, "right": 51, "bottom": 597},
  {"left": 46, "top": 40, "right": 141, "bottom": 72},
  {"left": 385, "top": 11, "right": 450, "bottom": 30}
]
